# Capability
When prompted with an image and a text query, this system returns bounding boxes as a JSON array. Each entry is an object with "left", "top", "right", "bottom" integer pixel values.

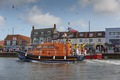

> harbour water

[{"left": 0, "top": 58, "right": 120, "bottom": 80}]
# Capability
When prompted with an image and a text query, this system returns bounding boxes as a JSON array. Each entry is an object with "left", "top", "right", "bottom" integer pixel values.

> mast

[{"left": 89, "top": 21, "right": 90, "bottom": 54}]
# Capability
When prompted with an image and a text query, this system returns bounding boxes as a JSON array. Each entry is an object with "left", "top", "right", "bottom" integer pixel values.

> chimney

[
  {"left": 32, "top": 26, "right": 34, "bottom": 30},
  {"left": 54, "top": 24, "right": 56, "bottom": 29}
]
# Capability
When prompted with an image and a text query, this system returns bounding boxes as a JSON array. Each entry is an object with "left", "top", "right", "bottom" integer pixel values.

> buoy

[
  {"left": 53, "top": 56, "right": 55, "bottom": 59},
  {"left": 38, "top": 56, "right": 41, "bottom": 59},
  {"left": 25, "top": 53, "right": 27, "bottom": 56},
  {"left": 64, "top": 56, "right": 66, "bottom": 60}
]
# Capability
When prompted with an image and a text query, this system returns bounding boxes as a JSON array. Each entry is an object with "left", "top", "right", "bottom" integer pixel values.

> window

[
  {"left": 89, "top": 33, "right": 93, "bottom": 37},
  {"left": 33, "top": 38, "right": 37, "bottom": 41},
  {"left": 109, "top": 32, "right": 115, "bottom": 35},
  {"left": 109, "top": 32, "right": 112, "bottom": 35},
  {"left": 53, "top": 35, "right": 57, "bottom": 39},
  {"left": 115, "top": 32, "right": 120, "bottom": 35},
  {"left": 97, "top": 33, "right": 102, "bottom": 36},
  {"left": 41, "top": 31, "right": 44, "bottom": 34},
  {"left": 33, "top": 38, "right": 38, "bottom": 43},
  {"left": 19, "top": 41, "right": 22, "bottom": 44},
  {"left": 47, "top": 31, "right": 51, "bottom": 34},
  {"left": 112, "top": 32, "right": 115, "bottom": 35},
  {"left": 90, "top": 39, "right": 93, "bottom": 42},
  {"left": 12, "top": 41, "right": 16, "bottom": 45},
  {"left": 13, "top": 37, "right": 17, "bottom": 40},
  {"left": 118, "top": 32, "right": 120, "bottom": 35},
  {"left": 79, "top": 33, "right": 84, "bottom": 37},
  {"left": 109, "top": 39, "right": 120, "bottom": 45},
  {"left": 68, "top": 34, "right": 73, "bottom": 37},
  {"left": 7, "top": 41, "right": 10, "bottom": 45},
  {"left": 47, "top": 37, "right": 51, "bottom": 42},
  {"left": 34, "top": 31, "right": 38, "bottom": 34},
  {"left": 79, "top": 39, "right": 82, "bottom": 42},
  {"left": 98, "top": 39, "right": 101, "bottom": 42},
  {"left": 42, "top": 46, "right": 48, "bottom": 48},
  {"left": 48, "top": 46, "right": 54, "bottom": 48}
]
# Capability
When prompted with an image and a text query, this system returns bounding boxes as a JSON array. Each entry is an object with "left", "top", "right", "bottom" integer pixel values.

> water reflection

[{"left": 0, "top": 58, "right": 120, "bottom": 80}]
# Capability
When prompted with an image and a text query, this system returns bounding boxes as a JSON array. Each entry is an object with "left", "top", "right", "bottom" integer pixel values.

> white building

[
  {"left": 58, "top": 31, "right": 105, "bottom": 53},
  {"left": 105, "top": 28, "right": 120, "bottom": 53},
  {"left": 105, "top": 28, "right": 120, "bottom": 46}
]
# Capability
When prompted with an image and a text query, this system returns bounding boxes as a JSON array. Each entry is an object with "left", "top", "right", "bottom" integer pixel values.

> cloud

[
  {"left": 0, "top": 16, "right": 5, "bottom": 26},
  {"left": 73, "top": 20, "right": 88, "bottom": 28},
  {"left": 0, "top": 0, "right": 39, "bottom": 6},
  {"left": 57, "top": 26, "right": 66, "bottom": 31},
  {"left": 23, "top": 6, "right": 62, "bottom": 27},
  {"left": 78, "top": 0, "right": 90, "bottom": 7},
  {"left": 79, "top": 0, "right": 120, "bottom": 15},
  {"left": 69, "top": 5, "right": 77, "bottom": 11},
  {"left": 10, "top": 0, "right": 38, "bottom": 6}
]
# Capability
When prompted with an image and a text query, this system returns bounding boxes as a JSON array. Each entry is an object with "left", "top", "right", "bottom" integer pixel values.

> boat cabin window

[
  {"left": 42, "top": 46, "right": 48, "bottom": 48},
  {"left": 48, "top": 46, "right": 54, "bottom": 48},
  {"left": 41, "top": 45, "right": 54, "bottom": 49},
  {"left": 36, "top": 48, "right": 40, "bottom": 50}
]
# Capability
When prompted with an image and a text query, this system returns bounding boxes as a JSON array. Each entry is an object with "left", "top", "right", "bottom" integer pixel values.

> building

[
  {"left": 0, "top": 40, "right": 4, "bottom": 47},
  {"left": 30, "top": 24, "right": 58, "bottom": 46},
  {"left": 57, "top": 31, "right": 105, "bottom": 53},
  {"left": 4, "top": 34, "right": 30, "bottom": 51},
  {"left": 0, "top": 40, "right": 4, "bottom": 52},
  {"left": 105, "top": 28, "right": 120, "bottom": 53},
  {"left": 105, "top": 28, "right": 120, "bottom": 45}
]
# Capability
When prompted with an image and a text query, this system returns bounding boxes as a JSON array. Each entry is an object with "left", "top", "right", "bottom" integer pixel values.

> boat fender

[
  {"left": 64, "top": 56, "right": 66, "bottom": 60},
  {"left": 53, "top": 56, "right": 55, "bottom": 59},
  {"left": 38, "top": 56, "right": 41, "bottom": 59},
  {"left": 25, "top": 53, "right": 27, "bottom": 56}
]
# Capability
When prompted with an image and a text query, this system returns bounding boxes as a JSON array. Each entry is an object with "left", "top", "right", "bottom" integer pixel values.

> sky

[{"left": 0, "top": 0, "right": 120, "bottom": 40}]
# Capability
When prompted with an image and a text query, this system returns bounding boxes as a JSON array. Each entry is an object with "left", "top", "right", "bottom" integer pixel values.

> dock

[
  {"left": 102, "top": 53, "right": 120, "bottom": 59},
  {"left": 0, "top": 52, "right": 120, "bottom": 59},
  {"left": 0, "top": 52, "right": 17, "bottom": 57}
]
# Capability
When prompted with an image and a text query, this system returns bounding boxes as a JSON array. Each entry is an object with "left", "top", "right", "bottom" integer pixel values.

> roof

[
  {"left": 58, "top": 31, "right": 105, "bottom": 38},
  {"left": 77, "top": 31, "right": 105, "bottom": 38},
  {"left": 33, "top": 28, "right": 54, "bottom": 32},
  {"left": 4, "top": 34, "right": 30, "bottom": 42}
]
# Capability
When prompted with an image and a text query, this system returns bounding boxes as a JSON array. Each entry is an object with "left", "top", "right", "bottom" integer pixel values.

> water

[{"left": 0, "top": 58, "right": 120, "bottom": 80}]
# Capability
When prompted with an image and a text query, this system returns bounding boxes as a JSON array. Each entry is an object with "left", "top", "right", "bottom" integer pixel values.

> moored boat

[{"left": 16, "top": 41, "right": 85, "bottom": 63}]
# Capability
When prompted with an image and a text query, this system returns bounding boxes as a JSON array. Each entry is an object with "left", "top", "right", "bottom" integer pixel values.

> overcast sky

[{"left": 0, "top": 0, "right": 120, "bottom": 40}]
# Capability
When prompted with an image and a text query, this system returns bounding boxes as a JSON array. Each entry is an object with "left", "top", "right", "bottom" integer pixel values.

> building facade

[
  {"left": 30, "top": 24, "right": 58, "bottom": 46},
  {"left": 105, "top": 28, "right": 120, "bottom": 46},
  {"left": 105, "top": 28, "right": 120, "bottom": 53},
  {"left": 4, "top": 34, "right": 30, "bottom": 51},
  {"left": 57, "top": 31, "right": 105, "bottom": 53}
]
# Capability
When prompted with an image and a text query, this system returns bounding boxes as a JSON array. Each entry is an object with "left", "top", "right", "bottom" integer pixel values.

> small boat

[
  {"left": 16, "top": 41, "right": 85, "bottom": 63},
  {"left": 85, "top": 54, "right": 102, "bottom": 59}
]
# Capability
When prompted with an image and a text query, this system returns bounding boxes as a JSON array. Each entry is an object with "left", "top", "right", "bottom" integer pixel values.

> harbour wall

[
  {"left": 0, "top": 52, "right": 120, "bottom": 59},
  {"left": 0, "top": 52, "right": 17, "bottom": 57},
  {"left": 102, "top": 53, "right": 120, "bottom": 59}
]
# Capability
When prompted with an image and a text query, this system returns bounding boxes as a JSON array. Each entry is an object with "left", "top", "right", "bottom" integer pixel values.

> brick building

[{"left": 4, "top": 34, "right": 30, "bottom": 51}]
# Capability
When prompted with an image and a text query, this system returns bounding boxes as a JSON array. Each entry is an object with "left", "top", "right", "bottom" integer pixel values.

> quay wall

[
  {"left": 0, "top": 52, "right": 120, "bottom": 59},
  {"left": 102, "top": 53, "right": 120, "bottom": 59},
  {"left": 0, "top": 52, "right": 17, "bottom": 57}
]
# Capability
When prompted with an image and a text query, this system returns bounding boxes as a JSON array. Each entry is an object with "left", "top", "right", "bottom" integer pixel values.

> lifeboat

[{"left": 16, "top": 42, "right": 85, "bottom": 62}]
